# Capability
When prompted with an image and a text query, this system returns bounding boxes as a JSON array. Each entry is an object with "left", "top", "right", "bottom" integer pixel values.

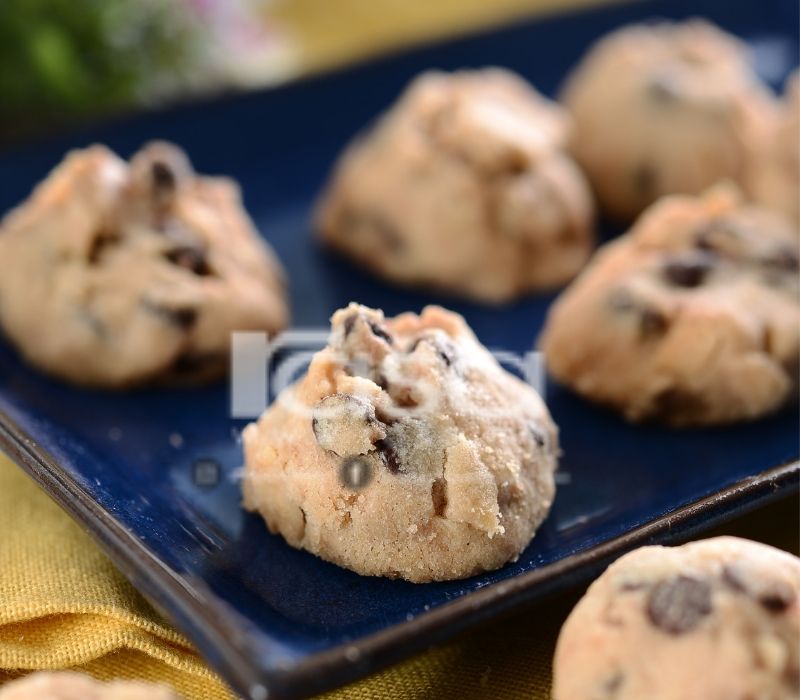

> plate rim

[{"left": 1, "top": 407, "right": 797, "bottom": 700}]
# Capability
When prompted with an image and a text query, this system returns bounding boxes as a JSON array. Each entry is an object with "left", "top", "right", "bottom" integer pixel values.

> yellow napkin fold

[
  {"left": 0, "top": 451, "right": 561, "bottom": 699},
  {"left": 0, "top": 453, "right": 235, "bottom": 699}
]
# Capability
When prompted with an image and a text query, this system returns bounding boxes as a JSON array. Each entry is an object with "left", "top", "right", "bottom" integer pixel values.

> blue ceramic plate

[{"left": 0, "top": 1, "right": 798, "bottom": 698}]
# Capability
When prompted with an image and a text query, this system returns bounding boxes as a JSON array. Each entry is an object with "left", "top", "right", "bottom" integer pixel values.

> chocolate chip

[
  {"left": 633, "top": 163, "right": 657, "bottom": 195},
  {"left": 619, "top": 580, "right": 648, "bottom": 592},
  {"left": 341, "top": 312, "right": 393, "bottom": 345},
  {"left": 647, "top": 575, "right": 712, "bottom": 634},
  {"left": 151, "top": 161, "right": 176, "bottom": 194},
  {"left": 343, "top": 210, "right": 404, "bottom": 254},
  {"left": 723, "top": 562, "right": 796, "bottom": 613},
  {"left": 662, "top": 255, "right": 714, "bottom": 287},
  {"left": 694, "top": 220, "right": 740, "bottom": 251},
  {"left": 646, "top": 387, "right": 706, "bottom": 423},
  {"left": 375, "top": 437, "right": 401, "bottom": 473},
  {"left": 760, "top": 589, "right": 795, "bottom": 613},
  {"left": 141, "top": 300, "right": 197, "bottom": 330},
  {"left": 431, "top": 478, "right": 447, "bottom": 516},
  {"left": 647, "top": 75, "right": 681, "bottom": 103},
  {"left": 603, "top": 672, "right": 625, "bottom": 695},
  {"left": 87, "top": 230, "right": 121, "bottom": 264},
  {"left": 168, "top": 351, "right": 224, "bottom": 377},
  {"left": 763, "top": 245, "right": 800, "bottom": 272},
  {"left": 529, "top": 425, "right": 546, "bottom": 448},
  {"left": 409, "top": 335, "right": 455, "bottom": 366},
  {"left": 640, "top": 308, "right": 669, "bottom": 337},
  {"left": 368, "top": 321, "right": 393, "bottom": 345},
  {"left": 608, "top": 289, "right": 669, "bottom": 339},
  {"left": 165, "top": 245, "right": 212, "bottom": 276},
  {"left": 608, "top": 288, "right": 638, "bottom": 313}
]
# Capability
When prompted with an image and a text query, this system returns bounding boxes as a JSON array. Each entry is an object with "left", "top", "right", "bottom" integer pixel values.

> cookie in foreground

[
  {"left": 562, "top": 19, "right": 774, "bottom": 221},
  {"left": 243, "top": 303, "right": 558, "bottom": 582},
  {"left": 0, "top": 142, "right": 288, "bottom": 387},
  {"left": 553, "top": 537, "right": 800, "bottom": 700},
  {"left": 316, "top": 68, "right": 594, "bottom": 303},
  {"left": 0, "top": 672, "right": 180, "bottom": 699},
  {"left": 539, "top": 185, "right": 799, "bottom": 426}
]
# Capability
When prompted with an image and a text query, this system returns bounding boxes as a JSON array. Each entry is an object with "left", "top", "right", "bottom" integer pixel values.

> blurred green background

[{"left": 0, "top": 0, "right": 598, "bottom": 143}]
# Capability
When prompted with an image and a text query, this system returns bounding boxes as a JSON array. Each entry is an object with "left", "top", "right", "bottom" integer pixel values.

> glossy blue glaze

[{"left": 0, "top": 0, "right": 797, "bottom": 697}]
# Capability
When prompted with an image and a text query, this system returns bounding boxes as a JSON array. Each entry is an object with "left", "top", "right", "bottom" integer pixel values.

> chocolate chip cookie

[
  {"left": 0, "top": 142, "right": 288, "bottom": 387},
  {"left": 316, "top": 68, "right": 594, "bottom": 303},
  {"left": 242, "top": 303, "right": 558, "bottom": 582},
  {"left": 553, "top": 537, "right": 800, "bottom": 700},
  {"left": 562, "top": 20, "right": 775, "bottom": 221},
  {"left": 748, "top": 70, "right": 800, "bottom": 226},
  {"left": 539, "top": 185, "right": 800, "bottom": 426},
  {"left": 0, "top": 672, "right": 180, "bottom": 699}
]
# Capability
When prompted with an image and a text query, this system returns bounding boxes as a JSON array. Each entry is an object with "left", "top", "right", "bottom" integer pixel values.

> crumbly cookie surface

[
  {"left": 316, "top": 68, "right": 594, "bottom": 303},
  {"left": 553, "top": 537, "right": 800, "bottom": 700},
  {"left": 539, "top": 185, "right": 799, "bottom": 426},
  {"left": 748, "top": 70, "right": 800, "bottom": 226},
  {"left": 243, "top": 303, "right": 558, "bottom": 582},
  {"left": 0, "top": 142, "right": 288, "bottom": 387},
  {"left": 0, "top": 672, "right": 179, "bottom": 699},
  {"left": 562, "top": 19, "right": 775, "bottom": 221}
]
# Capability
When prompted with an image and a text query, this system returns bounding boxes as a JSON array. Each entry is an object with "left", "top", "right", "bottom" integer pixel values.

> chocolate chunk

[
  {"left": 369, "top": 321, "right": 393, "bottom": 345},
  {"left": 662, "top": 255, "right": 714, "bottom": 287},
  {"left": 376, "top": 436, "right": 401, "bottom": 473},
  {"left": 647, "top": 74, "right": 681, "bottom": 103},
  {"left": 608, "top": 288, "right": 638, "bottom": 313},
  {"left": 723, "top": 562, "right": 796, "bottom": 613},
  {"left": 409, "top": 335, "right": 455, "bottom": 366},
  {"left": 640, "top": 308, "right": 669, "bottom": 337},
  {"left": 431, "top": 478, "right": 447, "bottom": 516},
  {"left": 608, "top": 289, "right": 669, "bottom": 339},
  {"left": 168, "top": 351, "right": 225, "bottom": 377},
  {"left": 763, "top": 245, "right": 800, "bottom": 272},
  {"left": 603, "top": 672, "right": 624, "bottom": 695},
  {"left": 529, "top": 425, "right": 547, "bottom": 448},
  {"left": 87, "top": 230, "right": 121, "bottom": 264},
  {"left": 694, "top": 220, "right": 741, "bottom": 251},
  {"left": 647, "top": 575, "right": 712, "bottom": 634},
  {"left": 141, "top": 300, "right": 197, "bottom": 330},
  {"left": 619, "top": 580, "right": 648, "bottom": 592},
  {"left": 633, "top": 163, "right": 657, "bottom": 195},
  {"left": 151, "top": 160, "right": 177, "bottom": 194},
  {"left": 646, "top": 387, "right": 706, "bottom": 423},
  {"left": 343, "top": 209, "right": 404, "bottom": 254},
  {"left": 341, "top": 311, "right": 393, "bottom": 345},
  {"left": 165, "top": 245, "right": 212, "bottom": 276}
]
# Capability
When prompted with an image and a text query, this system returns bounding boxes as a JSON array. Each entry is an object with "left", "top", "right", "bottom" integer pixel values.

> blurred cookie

[
  {"left": 562, "top": 20, "right": 775, "bottom": 221},
  {"left": 553, "top": 537, "right": 800, "bottom": 700},
  {"left": 0, "top": 672, "right": 180, "bottom": 699},
  {"left": 748, "top": 70, "right": 800, "bottom": 225},
  {"left": 539, "top": 185, "right": 799, "bottom": 426},
  {"left": 243, "top": 303, "right": 558, "bottom": 582},
  {"left": 316, "top": 69, "right": 594, "bottom": 303},
  {"left": 0, "top": 142, "right": 288, "bottom": 387}
]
